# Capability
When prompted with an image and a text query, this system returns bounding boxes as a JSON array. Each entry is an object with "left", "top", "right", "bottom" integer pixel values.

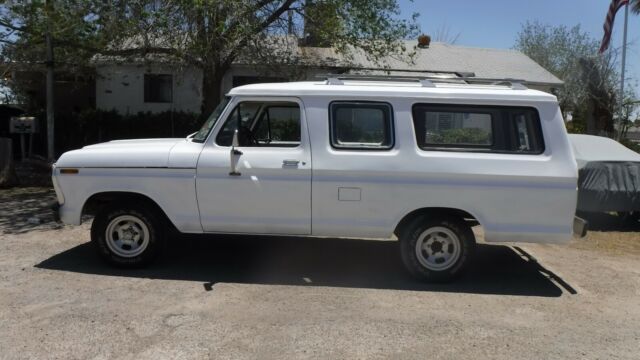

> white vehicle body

[{"left": 53, "top": 79, "right": 579, "bottom": 245}]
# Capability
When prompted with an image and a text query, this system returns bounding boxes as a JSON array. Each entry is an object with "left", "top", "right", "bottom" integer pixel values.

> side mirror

[
  {"left": 231, "top": 129, "right": 240, "bottom": 148},
  {"left": 229, "top": 129, "right": 242, "bottom": 176}
]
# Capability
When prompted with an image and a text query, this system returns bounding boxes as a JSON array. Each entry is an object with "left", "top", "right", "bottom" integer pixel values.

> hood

[{"left": 56, "top": 138, "right": 183, "bottom": 168}]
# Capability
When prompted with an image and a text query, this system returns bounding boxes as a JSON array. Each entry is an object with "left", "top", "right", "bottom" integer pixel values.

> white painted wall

[
  {"left": 96, "top": 64, "right": 203, "bottom": 114},
  {"left": 95, "top": 63, "right": 556, "bottom": 116}
]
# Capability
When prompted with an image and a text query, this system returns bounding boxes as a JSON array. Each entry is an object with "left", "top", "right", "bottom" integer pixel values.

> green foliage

[
  {"left": 268, "top": 118, "right": 299, "bottom": 142},
  {"left": 1, "top": 0, "right": 419, "bottom": 113},
  {"left": 427, "top": 128, "right": 491, "bottom": 145},
  {"left": 514, "top": 21, "right": 618, "bottom": 112},
  {"left": 620, "top": 138, "right": 640, "bottom": 154},
  {"left": 0, "top": 1, "right": 119, "bottom": 71},
  {"left": 514, "top": 21, "right": 636, "bottom": 137}
]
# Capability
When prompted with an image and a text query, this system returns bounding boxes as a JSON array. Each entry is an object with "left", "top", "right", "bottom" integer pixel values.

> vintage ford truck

[{"left": 52, "top": 75, "right": 585, "bottom": 281}]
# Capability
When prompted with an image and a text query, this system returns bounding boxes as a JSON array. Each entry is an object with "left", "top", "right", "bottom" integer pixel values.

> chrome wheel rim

[
  {"left": 105, "top": 215, "right": 150, "bottom": 258},
  {"left": 415, "top": 226, "right": 461, "bottom": 271}
]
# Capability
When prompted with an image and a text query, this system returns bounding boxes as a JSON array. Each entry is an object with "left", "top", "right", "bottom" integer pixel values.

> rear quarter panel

[{"left": 307, "top": 96, "right": 577, "bottom": 244}]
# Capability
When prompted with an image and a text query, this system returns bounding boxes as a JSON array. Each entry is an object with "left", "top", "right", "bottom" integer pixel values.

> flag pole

[{"left": 618, "top": 2, "right": 629, "bottom": 140}]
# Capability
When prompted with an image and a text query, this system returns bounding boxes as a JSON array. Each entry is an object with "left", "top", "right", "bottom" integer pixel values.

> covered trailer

[{"left": 569, "top": 134, "right": 640, "bottom": 220}]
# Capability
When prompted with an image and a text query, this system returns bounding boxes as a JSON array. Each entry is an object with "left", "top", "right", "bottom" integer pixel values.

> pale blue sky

[{"left": 398, "top": 0, "right": 639, "bottom": 96}]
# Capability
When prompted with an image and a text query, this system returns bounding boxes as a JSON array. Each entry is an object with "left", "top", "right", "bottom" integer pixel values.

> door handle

[{"left": 282, "top": 159, "right": 300, "bottom": 166}]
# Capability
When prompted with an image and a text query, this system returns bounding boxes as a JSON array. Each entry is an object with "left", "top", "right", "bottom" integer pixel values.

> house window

[
  {"left": 329, "top": 102, "right": 394, "bottom": 150},
  {"left": 144, "top": 74, "right": 172, "bottom": 103}
]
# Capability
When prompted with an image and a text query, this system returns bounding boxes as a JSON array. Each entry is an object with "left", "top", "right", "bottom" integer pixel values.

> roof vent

[{"left": 417, "top": 34, "right": 431, "bottom": 49}]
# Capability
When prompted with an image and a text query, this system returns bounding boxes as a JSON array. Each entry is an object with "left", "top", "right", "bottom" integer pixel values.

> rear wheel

[
  {"left": 91, "top": 203, "right": 165, "bottom": 267},
  {"left": 399, "top": 216, "right": 475, "bottom": 282}
]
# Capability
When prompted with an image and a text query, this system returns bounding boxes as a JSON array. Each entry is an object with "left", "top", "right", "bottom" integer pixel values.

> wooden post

[
  {"left": 20, "top": 134, "right": 25, "bottom": 160},
  {"left": 45, "top": 0, "right": 55, "bottom": 161}
]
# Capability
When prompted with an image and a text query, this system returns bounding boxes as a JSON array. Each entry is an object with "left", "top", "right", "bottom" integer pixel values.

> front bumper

[{"left": 573, "top": 216, "right": 588, "bottom": 238}]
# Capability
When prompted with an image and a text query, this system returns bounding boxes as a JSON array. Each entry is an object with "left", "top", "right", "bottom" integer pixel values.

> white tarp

[{"left": 569, "top": 134, "right": 640, "bottom": 168}]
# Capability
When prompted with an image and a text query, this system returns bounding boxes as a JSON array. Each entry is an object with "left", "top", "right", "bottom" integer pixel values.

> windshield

[{"left": 191, "top": 96, "right": 231, "bottom": 142}]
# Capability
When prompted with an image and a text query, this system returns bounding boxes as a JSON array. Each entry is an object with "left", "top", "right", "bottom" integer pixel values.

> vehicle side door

[{"left": 195, "top": 97, "right": 312, "bottom": 234}]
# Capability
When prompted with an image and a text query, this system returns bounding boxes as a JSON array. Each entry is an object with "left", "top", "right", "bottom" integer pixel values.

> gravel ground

[{"left": 0, "top": 188, "right": 639, "bottom": 359}]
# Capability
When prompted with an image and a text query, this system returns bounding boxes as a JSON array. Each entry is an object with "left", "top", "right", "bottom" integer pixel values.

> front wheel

[
  {"left": 91, "top": 203, "right": 165, "bottom": 267},
  {"left": 399, "top": 216, "right": 475, "bottom": 282}
]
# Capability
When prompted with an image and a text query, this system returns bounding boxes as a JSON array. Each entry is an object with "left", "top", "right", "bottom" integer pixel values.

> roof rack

[{"left": 318, "top": 73, "right": 528, "bottom": 90}]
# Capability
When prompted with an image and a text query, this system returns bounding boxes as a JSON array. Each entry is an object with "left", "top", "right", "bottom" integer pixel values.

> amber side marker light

[{"left": 59, "top": 168, "right": 79, "bottom": 174}]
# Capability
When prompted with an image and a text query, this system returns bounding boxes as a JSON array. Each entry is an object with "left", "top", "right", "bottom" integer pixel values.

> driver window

[{"left": 216, "top": 101, "right": 301, "bottom": 147}]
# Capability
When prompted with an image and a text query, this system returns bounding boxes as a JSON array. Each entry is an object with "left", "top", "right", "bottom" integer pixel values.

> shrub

[
  {"left": 50, "top": 109, "right": 203, "bottom": 155},
  {"left": 427, "top": 128, "right": 491, "bottom": 145}
]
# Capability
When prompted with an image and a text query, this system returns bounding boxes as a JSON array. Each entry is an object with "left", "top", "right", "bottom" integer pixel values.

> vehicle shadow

[{"left": 36, "top": 234, "right": 573, "bottom": 297}]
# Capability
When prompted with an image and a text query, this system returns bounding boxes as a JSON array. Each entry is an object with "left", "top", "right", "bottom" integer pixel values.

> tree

[
  {"left": 1, "top": 0, "right": 419, "bottom": 115},
  {"left": 514, "top": 21, "right": 624, "bottom": 136},
  {"left": 0, "top": 1, "right": 109, "bottom": 107},
  {"left": 633, "top": 0, "right": 640, "bottom": 14}
]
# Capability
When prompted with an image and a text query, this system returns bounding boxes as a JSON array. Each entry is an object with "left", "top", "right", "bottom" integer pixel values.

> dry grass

[
  {"left": 569, "top": 231, "right": 640, "bottom": 256},
  {"left": 569, "top": 212, "right": 640, "bottom": 256}
]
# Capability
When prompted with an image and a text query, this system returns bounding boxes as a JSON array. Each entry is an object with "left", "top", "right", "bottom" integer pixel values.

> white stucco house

[{"left": 93, "top": 40, "right": 563, "bottom": 115}]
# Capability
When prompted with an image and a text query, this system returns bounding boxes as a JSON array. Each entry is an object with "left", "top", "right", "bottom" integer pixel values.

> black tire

[
  {"left": 399, "top": 216, "right": 475, "bottom": 282},
  {"left": 91, "top": 202, "right": 165, "bottom": 267}
]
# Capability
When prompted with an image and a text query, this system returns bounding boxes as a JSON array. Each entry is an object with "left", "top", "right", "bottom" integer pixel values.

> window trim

[
  {"left": 143, "top": 73, "right": 173, "bottom": 103},
  {"left": 411, "top": 103, "right": 545, "bottom": 155},
  {"left": 329, "top": 101, "right": 395, "bottom": 151}
]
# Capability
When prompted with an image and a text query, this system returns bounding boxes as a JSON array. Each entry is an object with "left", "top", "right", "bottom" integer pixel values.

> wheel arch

[
  {"left": 393, "top": 207, "right": 483, "bottom": 238},
  {"left": 82, "top": 191, "right": 178, "bottom": 232}
]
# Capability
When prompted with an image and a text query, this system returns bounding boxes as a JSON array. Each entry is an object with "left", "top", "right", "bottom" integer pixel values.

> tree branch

[
  {"left": 0, "top": 19, "right": 27, "bottom": 32},
  {"left": 49, "top": 38, "right": 204, "bottom": 67},
  {"left": 221, "top": 0, "right": 280, "bottom": 39},
  {"left": 222, "top": 0, "right": 296, "bottom": 69}
]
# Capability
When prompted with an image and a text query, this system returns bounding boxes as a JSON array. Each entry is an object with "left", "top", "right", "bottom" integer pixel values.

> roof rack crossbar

[{"left": 317, "top": 73, "right": 528, "bottom": 90}]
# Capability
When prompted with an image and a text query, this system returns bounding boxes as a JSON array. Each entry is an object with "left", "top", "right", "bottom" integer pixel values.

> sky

[{"left": 397, "top": 0, "right": 640, "bottom": 97}]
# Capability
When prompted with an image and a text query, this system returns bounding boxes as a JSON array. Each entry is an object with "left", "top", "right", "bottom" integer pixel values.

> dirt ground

[{"left": 0, "top": 187, "right": 639, "bottom": 359}]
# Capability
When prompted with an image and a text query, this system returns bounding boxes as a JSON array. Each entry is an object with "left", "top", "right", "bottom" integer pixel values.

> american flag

[{"left": 599, "top": 0, "right": 629, "bottom": 54}]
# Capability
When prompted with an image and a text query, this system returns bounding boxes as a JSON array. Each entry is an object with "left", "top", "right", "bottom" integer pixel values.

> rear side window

[
  {"left": 330, "top": 102, "right": 394, "bottom": 150},
  {"left": 412, "top": 104, "right": 544, "bottom": 154},
  {"left": 509, "top": 111, "right": 544, "bottom": 153}
]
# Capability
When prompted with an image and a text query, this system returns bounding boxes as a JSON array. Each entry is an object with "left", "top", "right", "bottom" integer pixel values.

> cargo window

[
  {"left": 508, "top": 112, "right": 544, "bottom": 153},
  {"left": 330, "top": 102, "right": 394, "bottom": 150},
  {"left": 412, "top": 104, "right": 544, "bottom": 154},
  {"left": 423, "top": 111, "right": 493, "bottom": 147}
]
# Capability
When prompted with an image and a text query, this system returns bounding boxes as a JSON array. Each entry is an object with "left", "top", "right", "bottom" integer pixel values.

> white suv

[{"left": 52, "top": 75, "right": 585, "bottom": 282}]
